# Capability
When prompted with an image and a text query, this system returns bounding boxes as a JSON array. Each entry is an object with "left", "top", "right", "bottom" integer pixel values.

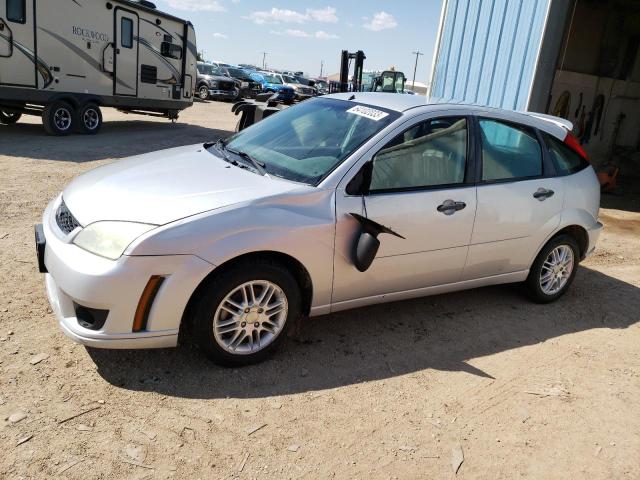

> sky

[{"left": 156, "top": 0, "right": 444, "bottom": 83}]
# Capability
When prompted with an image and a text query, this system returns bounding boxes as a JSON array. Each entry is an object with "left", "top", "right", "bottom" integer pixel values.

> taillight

[{"left": 564, "top": 133, "right": 589, "bottom": 162}]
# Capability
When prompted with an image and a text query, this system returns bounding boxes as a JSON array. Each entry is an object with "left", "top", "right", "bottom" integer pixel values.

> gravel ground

[{"left": 1, "top": 101, "right": 639, "bottom": 479}]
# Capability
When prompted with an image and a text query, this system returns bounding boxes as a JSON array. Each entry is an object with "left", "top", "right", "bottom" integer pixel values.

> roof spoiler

[{"left": 525, "top": 112, "right": 573, "bottom": 132}]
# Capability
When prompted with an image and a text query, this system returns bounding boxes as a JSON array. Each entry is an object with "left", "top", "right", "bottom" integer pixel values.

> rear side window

[
  {"left": 370, "top": 117, "right": 468, "bottom": 191},
  {"left": 479, "top": 118, "right": 542, "bottom": 181},
  {"left": 121, "top": 18, "right": 133, "bottom": 49},
  {"left": 544, "top": 133, "right": 589, "bottom": 175},
  {"left": 7, "top": 0, "right": 26, "bottom": 23}
]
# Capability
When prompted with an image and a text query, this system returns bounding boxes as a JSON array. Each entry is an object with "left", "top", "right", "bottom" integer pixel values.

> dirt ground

[{"left": 1, "top": 101, "right": 639, "bottom": 480}]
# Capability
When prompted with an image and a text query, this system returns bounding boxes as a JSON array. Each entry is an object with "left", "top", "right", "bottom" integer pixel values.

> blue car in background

[{"left": 249, "top": 72, "right": 295, "bottom": 104}]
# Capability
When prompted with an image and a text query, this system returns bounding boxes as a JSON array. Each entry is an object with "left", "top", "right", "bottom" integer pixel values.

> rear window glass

[
  {"left": 544, "top": 134, "right": 590, "bottom": 175},
  {"left": 7, "top": 0, "right": 26, "bottom": 23}
]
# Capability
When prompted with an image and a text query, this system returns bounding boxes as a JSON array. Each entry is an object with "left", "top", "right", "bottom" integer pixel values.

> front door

[
  {"left": 0, "top": 0, "right": 37, "bottom": 87},
  {"left": 333, "top": 115, "right": 477, "bottom": 305},
  {"left": 114, "top": 9, "right": 138, "bottom": 96}
]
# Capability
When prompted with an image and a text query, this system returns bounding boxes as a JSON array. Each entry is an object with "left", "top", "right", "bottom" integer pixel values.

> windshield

[
  {"left": 198, "top": 64, "right": 216, "bottom": 75},
  {"left": 283, "top": 75, "right": 300, "bottom": 84},
  {"left": 263, "top": 74, "right": 282, "bottom": 84},
  {"left": 217, "top": 98, "right": 399, "bottom": 185},
  {"left": 228, "top": 68, "right": 249, "bottom": 78}
]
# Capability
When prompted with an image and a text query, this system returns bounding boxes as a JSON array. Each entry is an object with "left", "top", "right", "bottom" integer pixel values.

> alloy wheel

[
  {"left": 54, "top": 107, "right": 72, "bottom": 131},
  {"left": 539, "top": 245, "right": 574, "bottom": 295},
  {"left": 83, "top": 108, "right": 100, "bottom": 130},
  {"left": 213, "top": 280, "right": 288, "bottom": 355}
]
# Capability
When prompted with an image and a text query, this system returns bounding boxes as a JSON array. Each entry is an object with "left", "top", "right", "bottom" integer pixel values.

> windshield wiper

[
  {"left": 209, "top": 138, "right": 242, "bottom": 168},
  {"left": 227, "top": 147, "right": 266, "bottom": 176}
]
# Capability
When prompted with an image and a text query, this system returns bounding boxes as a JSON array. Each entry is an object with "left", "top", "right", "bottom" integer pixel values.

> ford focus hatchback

[{"left": 36, "top": 93, "right": 602, "bottom": 366}]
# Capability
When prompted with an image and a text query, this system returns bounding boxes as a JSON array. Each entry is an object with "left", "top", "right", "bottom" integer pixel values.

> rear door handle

[
  {"left": 533, "top": 188, "right": 554, "bottom": 201},
  {"left": 437, "top": 199, "right": 466, "bottom": 215}
]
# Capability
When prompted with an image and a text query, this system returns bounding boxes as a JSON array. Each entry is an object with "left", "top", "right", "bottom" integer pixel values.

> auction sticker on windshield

[{"left": 346, "top": 105, "right": 389, "bottom": 121}]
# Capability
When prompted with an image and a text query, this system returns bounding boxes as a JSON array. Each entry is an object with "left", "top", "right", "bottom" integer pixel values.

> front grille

[
  {"left": 55, "top": 200, "right": 80, "bottom": 234},
  {"left": 219, "top": 81, "right": 234, "bottom": 90}
]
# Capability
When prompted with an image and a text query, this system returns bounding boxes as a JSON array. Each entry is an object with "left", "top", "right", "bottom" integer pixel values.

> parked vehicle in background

[
  {"left": 313, "top": 79, "right": 330, "bottom": 95},
  {"left": 37, "top": 93, "right": 602, "bottom": 366},
  {"left": 196, "top": 62, "right": 238, "bottom": 101},
  {"left": 248, "top": 72, "right": 295, "bottom": 104},
  {"left": 0, "top": 0, "right": 197, "bottom": 135},
  {"left": 219, "top": 66, "right": 262, "bottom": 98},
  {"left": 272, "top": 73, "right": 315, "bottom": 101}
]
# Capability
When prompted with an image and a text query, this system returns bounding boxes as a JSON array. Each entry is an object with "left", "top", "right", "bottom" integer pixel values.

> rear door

[
  {"left": 114, "top": 8, "right": 138, "bottom": 96},
  {"left": 0, "top": 0, "right": 36, "bottom": 87},
  {"left": 463, "top": 117, "right": 564, "bottom": 280},
  {"left": 333, "top": 115, "right": 477, "bottom": 305}
]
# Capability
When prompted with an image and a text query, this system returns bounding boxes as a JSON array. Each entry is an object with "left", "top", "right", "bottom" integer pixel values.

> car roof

[{"left": 325, "top": 92, "right": 570, "bottom": 139}]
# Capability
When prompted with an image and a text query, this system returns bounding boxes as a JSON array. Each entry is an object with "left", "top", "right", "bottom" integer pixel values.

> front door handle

[
  {"left": 533, "top": 188, "right": 554, "bottom": 201},
  {"left": 437, "top": 199, "right": 466, "bottom": 215}
]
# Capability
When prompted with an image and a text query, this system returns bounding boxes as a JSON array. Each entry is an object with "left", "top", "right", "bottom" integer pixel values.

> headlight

[
  {"left": 210, "top": 81, "right": 218, "bottom": 88},
  {"left": 73, "top": 221, "right": 157, "bottom": 260}
]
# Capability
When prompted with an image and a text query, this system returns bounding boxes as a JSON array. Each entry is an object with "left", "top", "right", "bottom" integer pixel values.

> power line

[{"left": 411, "top": 51, "right": 424, "bottom": 90}]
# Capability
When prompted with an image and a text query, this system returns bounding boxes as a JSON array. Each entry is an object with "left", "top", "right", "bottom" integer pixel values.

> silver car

[{"left": 36, "top": 93, "right": 602, "bottom": 366}]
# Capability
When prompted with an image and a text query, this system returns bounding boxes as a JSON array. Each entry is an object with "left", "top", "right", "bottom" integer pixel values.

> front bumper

[
  {"left": 40, "top": 199, "right": 214, "bottom": 349},
  {"left": 209, "top": 89, "right": 238, "bottom": 100}
]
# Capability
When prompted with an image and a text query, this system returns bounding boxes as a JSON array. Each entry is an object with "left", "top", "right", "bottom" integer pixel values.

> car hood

[
  {"left": 201, "top": 74, "right": 233, "bottom": 82},
  {"left": 62, "top": 144, "right": 303, "bottom": 226}
]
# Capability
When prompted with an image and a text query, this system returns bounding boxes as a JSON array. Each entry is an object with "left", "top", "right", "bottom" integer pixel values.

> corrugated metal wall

[{"left": 430, "top": 0, "right": 551, "bottom": 110}]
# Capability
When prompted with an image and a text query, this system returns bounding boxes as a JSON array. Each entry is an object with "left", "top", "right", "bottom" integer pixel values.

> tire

[
  {"left": 75, "top": 103, "right": 102, "bottom": 134},
  {"left": 525, "top": 234, "right": 580, "bottom": 303},
  {"left": 42, "top": 100, "right": 75, "bottom": 136},
  {"left": 197, "top": 84, "right": 210, "bottom": 100},
  {"left": 193, "top": 258, "right": 302, "bottom": 366},
  {"left": 0, "top": 110, "right": 21, "bottom": 125}
]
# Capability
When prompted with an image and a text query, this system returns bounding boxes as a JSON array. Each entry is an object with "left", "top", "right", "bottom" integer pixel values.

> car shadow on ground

[
  {"left": 88, "top": 266, "right": 639, "bottom": 399},
  {"left": 0, "top": 121, "right": 233, "bottom": 162}
]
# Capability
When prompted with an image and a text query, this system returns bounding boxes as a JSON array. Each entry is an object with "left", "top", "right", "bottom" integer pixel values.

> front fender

[{"left": 128, "top": 190, "right": 336, "bottom": 310}]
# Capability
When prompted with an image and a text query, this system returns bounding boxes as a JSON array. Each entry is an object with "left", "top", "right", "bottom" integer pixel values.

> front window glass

[
  {"left": 283, "top": 75, "right": 300, "bottom": 84},
  {"left": 370, "top": 117, "right": 467, "bottom": 191},
  {"left": 479, "top": 118, "right": 542, "bottom": 181},
  {"left": 215, "top": 98, "right": 400, "bottom": 185}
]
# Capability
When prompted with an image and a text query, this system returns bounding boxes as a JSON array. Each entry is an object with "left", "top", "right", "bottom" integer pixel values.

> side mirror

[
  {"left": 345, "top": 161, "right": 373, "bottom": 196},
  {"left": 353, "top": 232, "right": 380, "bottom": 272}
]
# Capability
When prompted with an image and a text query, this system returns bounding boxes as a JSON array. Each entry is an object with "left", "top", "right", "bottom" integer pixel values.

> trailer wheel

[
  {"left": 0, "top": 110, "right": 22, "bottom": 125},
  {"left": 42, "top": 101, "right": 75, "bottom": 136},
  {"left": 75, "top": 103, "right": 102, "bottom": 134}
]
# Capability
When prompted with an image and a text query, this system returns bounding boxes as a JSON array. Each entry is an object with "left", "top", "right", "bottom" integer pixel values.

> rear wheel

[
  {"left": 0, "top": 110, "right": 21, "bottom": 125},
  {"left": 42, "top": 100, "right": 75, "bottom": 136},
  {"left": 525, "top": 234, "right": 579, "bottom": 303},
  {"left": 75, "top": 103, "right": 102, "bottom": 134},
  {"left": 193, "top": 259, "right": 301, "bottom": 366}
]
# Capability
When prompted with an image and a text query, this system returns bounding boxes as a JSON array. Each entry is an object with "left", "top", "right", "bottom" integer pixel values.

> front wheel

[
  {"left": 0, "top": 110, "right": 21, "bottom": 125},
  {"left": 525, "top": 234, "right": 579, "bottom": 303},
  {"left": 197, "top": 84, "right": 210, "bottom": 100},
  {"left": 193, "top": 259, "right": 301, "bottom": 366}
]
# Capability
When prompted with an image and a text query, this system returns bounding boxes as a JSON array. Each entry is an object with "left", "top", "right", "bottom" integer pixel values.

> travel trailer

[{"left": 0, "top": 0, "right": 197, "bottom": 135}]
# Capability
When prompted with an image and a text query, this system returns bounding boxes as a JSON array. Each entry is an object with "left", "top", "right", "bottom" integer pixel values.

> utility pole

[
  {"left": 261, "top": 52, "right": 268, "bottom": 70},
  {"left": 411, "top": 51, "right": 424, "bottom": 90},
  {"left": 320, "top": 60, "right": 324, "bottom": 78}
]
